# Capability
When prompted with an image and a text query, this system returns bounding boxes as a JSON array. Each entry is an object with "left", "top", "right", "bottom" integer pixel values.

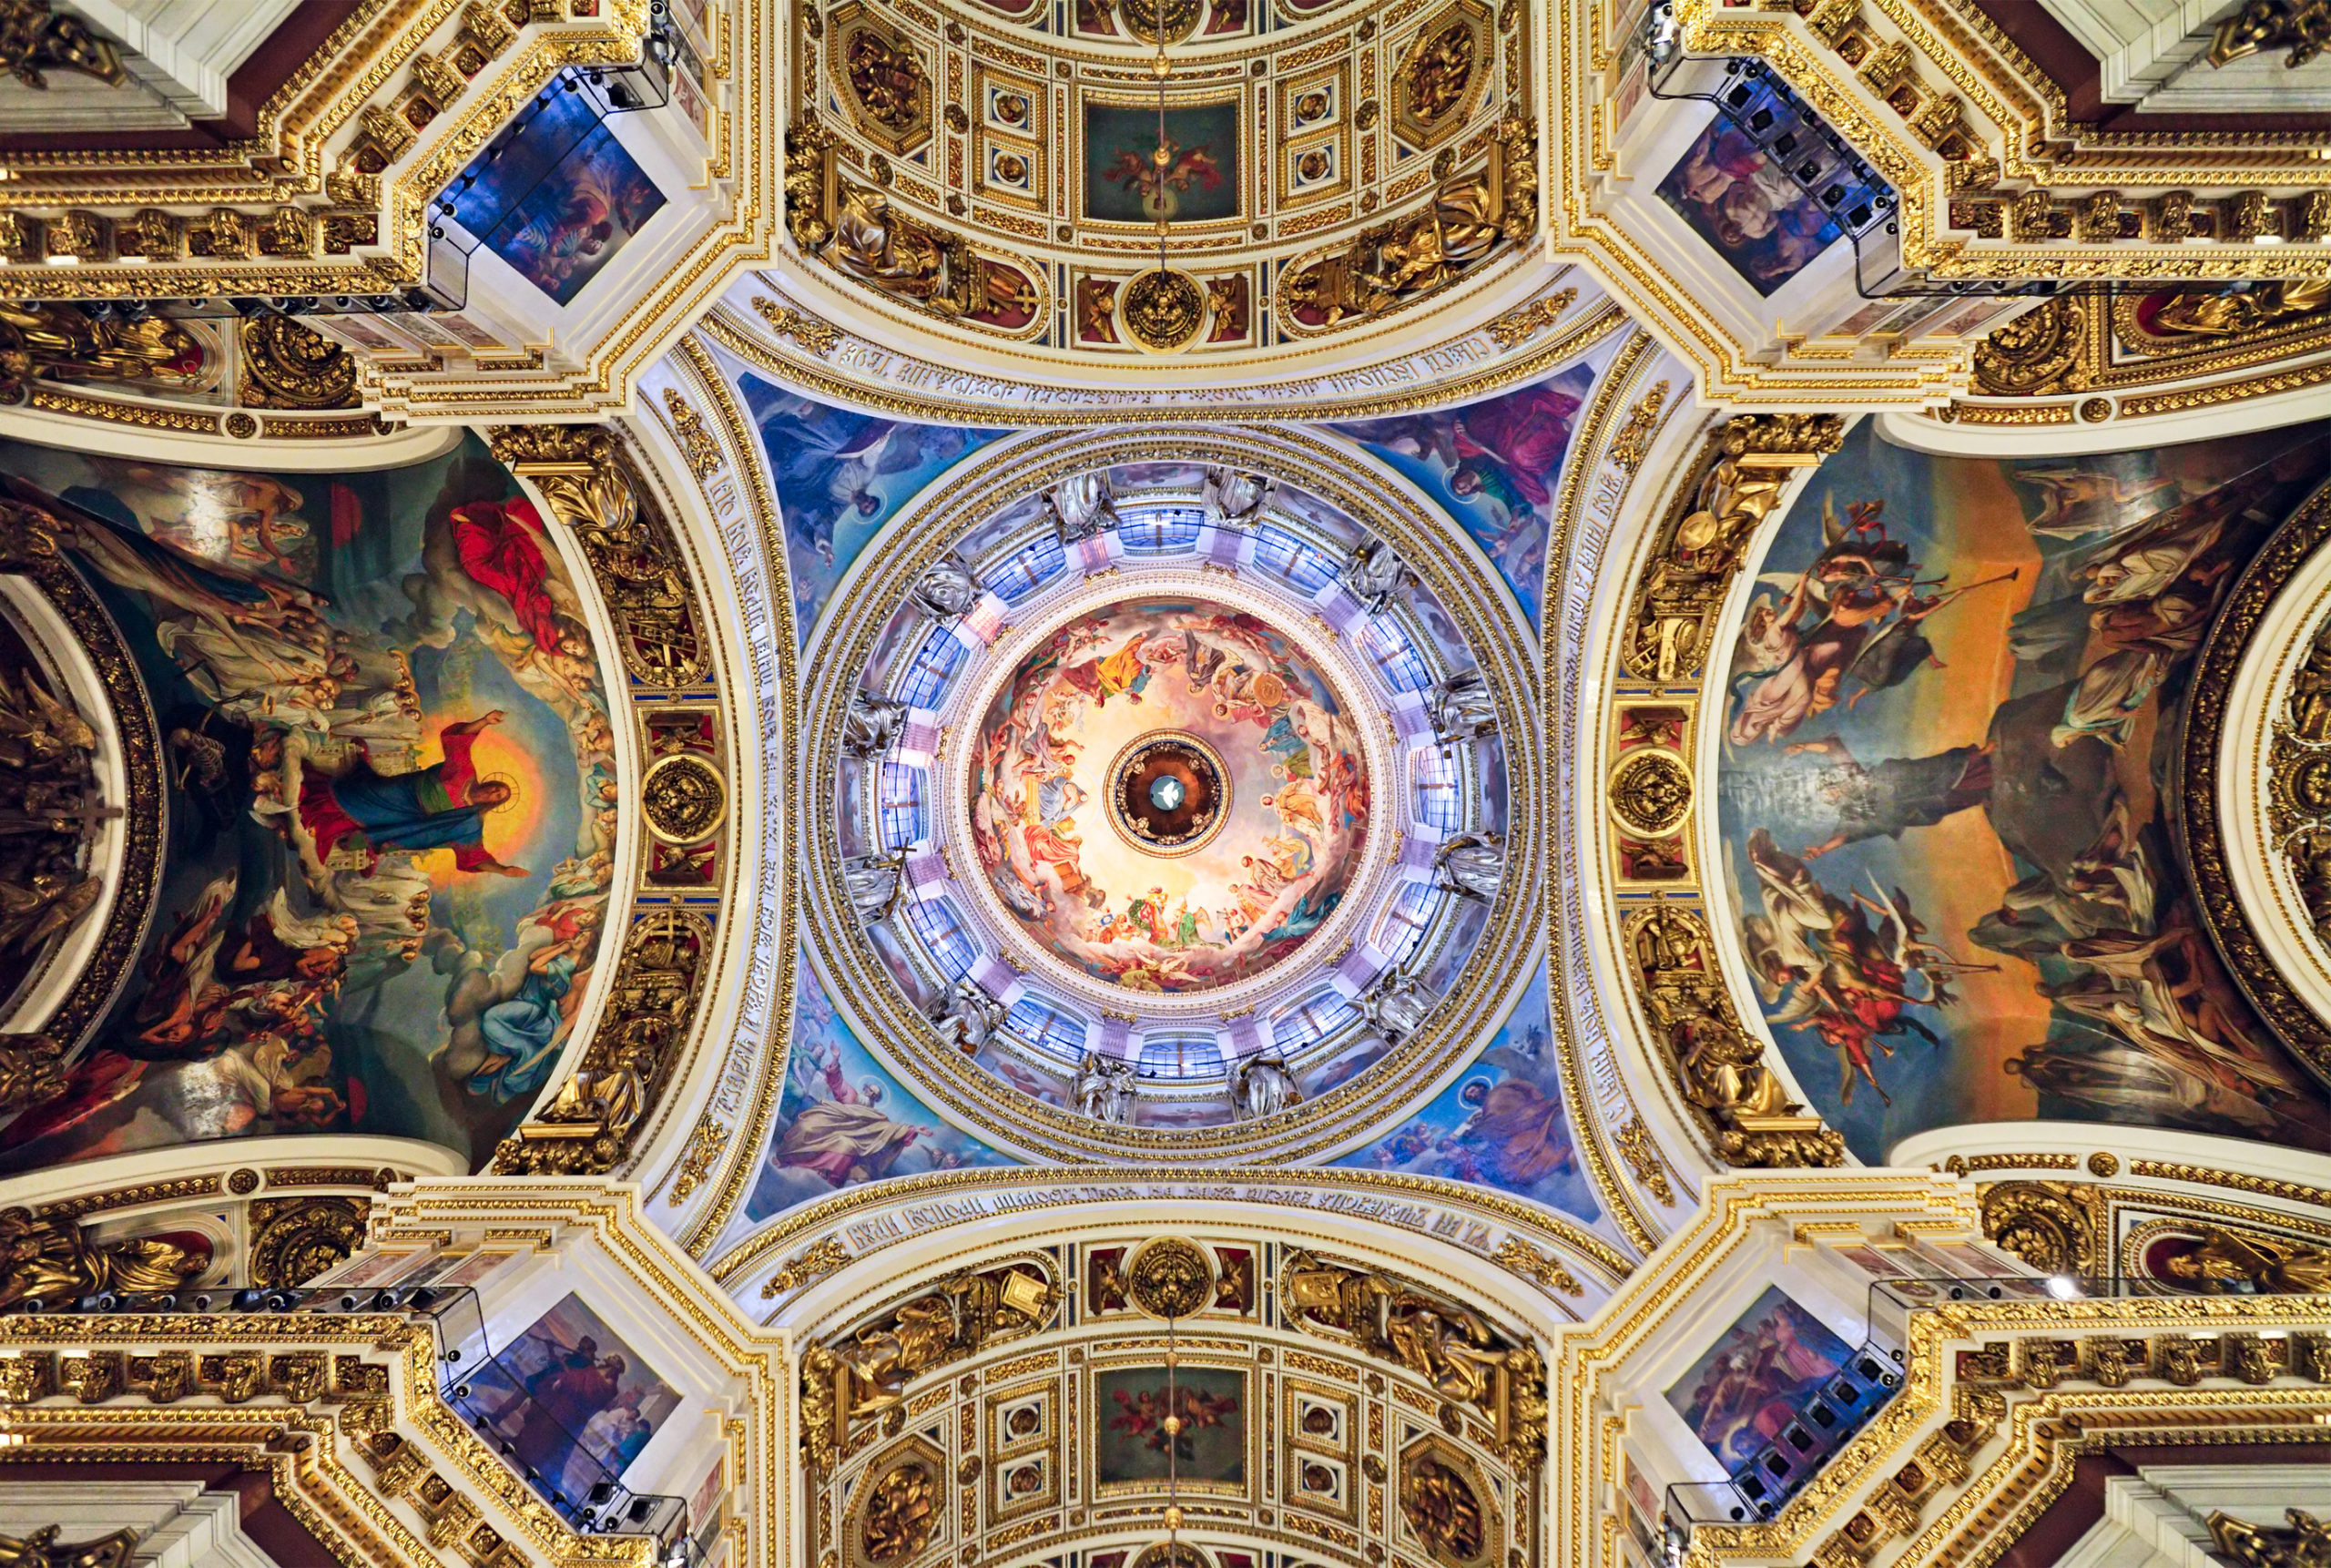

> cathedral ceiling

[{"left": 0, "top": 11, "right": 2330, "bottom": 1568}]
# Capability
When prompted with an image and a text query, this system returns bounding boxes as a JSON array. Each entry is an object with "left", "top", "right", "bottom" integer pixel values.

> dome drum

[{"left": 810, "top": 434, "right": 1533, "bottom": 1152}]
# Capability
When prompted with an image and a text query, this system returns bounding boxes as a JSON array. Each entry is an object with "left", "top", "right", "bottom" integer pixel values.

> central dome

[{"left": 968, "top": 596, "right": 1371, "bottom": 994}]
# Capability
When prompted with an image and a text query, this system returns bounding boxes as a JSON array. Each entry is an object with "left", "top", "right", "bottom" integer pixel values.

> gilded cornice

[
  {"left": 0, "top": 4, "right": 655, "bottom": 300},
  {"left": 649, "top": 332, "right": 805, "bottom": 1259},
  {"left": 481, "top": 424, "right": 738, "bottom": 1182},
  {"left": 1583, "top": 412, "right": 1852, "bottom": 1172},
  {"left": 2183, "top": 474, "right": 2331, "bottom": 1081},
  {"left": 706, "top": 276, "right": 1633, "bottom": 423},
  {"left": 0, "top": 1313, "right": 661, "bottom": 1568},
  {"left": 705, "top": 1166, "right": 1634, "bottom": 1311}
]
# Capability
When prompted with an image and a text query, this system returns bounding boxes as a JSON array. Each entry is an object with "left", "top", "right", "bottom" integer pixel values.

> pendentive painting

[
  {"left": 1095, "top": 1365, "right": 1247, "bottom": 1488},
  {"left": 1664, "top": 1287, "right": 1853, "bottom": 1471},
  {"left": 1082, "top": 100, "right": 1239, "bottom": 225},
  {"left": 1715, "top": 419, "right": 2331, "bottom": 1162},
  {"left": 1335, "top": 966, "right": 1600, "bottom": 1223},
  {"left": 1328, "top": 361, "right": 1594, "bottom": 629},
  {"left": 745, "top": 968, "right": 1012, "bottom": 1221},
  {"left": 0, "top": 437, "right": 616, "bottom": 1172},
  {"left": 463, "top": 1292, "right": 682, "bottom": 1495},
  {"left": 1656, "top": 117, "right": 1840, "bottom": 297},
  {"left": 743, "top": 378, "right": 994, "bottom": 645},
  {"left": 969, "top": 596, "right": 1370, "bottom": 993}
]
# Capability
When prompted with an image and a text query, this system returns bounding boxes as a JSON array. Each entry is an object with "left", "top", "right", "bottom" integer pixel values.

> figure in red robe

[{"left": 449, "top": 498, "right": 565, "bottom": 655}]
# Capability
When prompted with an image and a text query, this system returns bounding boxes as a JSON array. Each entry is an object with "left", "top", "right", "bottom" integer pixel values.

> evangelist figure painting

[
  {"left": 1656, "top": 118, "right": 1840, "bottom": 297},
  {"left": 1337, "top": 966, "right": 1600, "bottom": 1221},
  {"left": 745, "top": 969, "right": 1011, "bottom": 1220},
  {"left": 462, "top": 1293, "right": 681, "bottom": 1497},
  {"left": 1715, "top": 420, "right": 2331, "bottom": 1161},
  {"left": 0, "top": 438, "right": 616, "bottom": 1171},
  {"left": 969, "top": 597, "right": 1370, "bottom": 993},
  {"left": 447, "top": 89, "right": 667, "bottom": 307},
  {"left": 1328, "top": 362, "right": 1593, "bottom": 628},
  {"left": 1664, "top": 1287, "right": 1853, "bottom": 1471},
  {"left": 743, "top": 378, "right": 993, "bottom": 644}
]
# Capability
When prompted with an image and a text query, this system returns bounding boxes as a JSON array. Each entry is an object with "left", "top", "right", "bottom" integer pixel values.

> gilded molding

[{"left": 2182, "top": 475, "right": 2331, "bottom": 1079}]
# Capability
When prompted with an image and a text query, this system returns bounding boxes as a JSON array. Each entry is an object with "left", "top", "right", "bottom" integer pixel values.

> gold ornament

[
  {"left": 1978, "top": 1180, "right": 2097, "bottom": 1276},
  {"left": 1400, "top": 1451, "right": 1489, "bottom": 1568},
  {"left": 489, "top": 424, "right": 710, "bottom": 687},
  {"left": 1612, "top": 1117, "right": 1676, "bottom": 1206},
  {"left": 1606, "top": 381, "right": 1672, "bottom": 473},
  {"left": 0, "top": 302, "right": 205, "bottom": 398},
  {"left": 801, "top": 1265, "right": 1057, "bottom": 1464},
  {"left": 1606, "top": 749, "right": 1691, "bottom": 838},
  {"left": 0, "top": 1207, "right": 205, "bottom": 1308},
  {"left": 1392, "top": 5, "right": 1488, "bottom": 146},
  {"left": 1118, "top": 0, "right": 1200, "bottom": 43},
  {"left": 642, "top": 754, "right": 728, "bottom": 844},
  {"left": 490, "top": 909, "right": 711, "bottom": 1176},
  {"left": 1483, "top": 288, "right": 1577, "bottom": 351},
  {"left": 1125, "top": 1237, "right": 1215, "bottom": 1319},
  {"left": 862, "top": 1460, "right": 939, "bottom": 1563},
  {"left": 0, "top": 1528, "right": 137, "bottom": 1568},
  {"left": 238, "top": 314, "right": 358, "bottom": 411},
  {"left": 2209, "top": 1, "right": 2331, "bottom": 66},
  {"left": 1623, "top": 414, "right": 1844, "bottom": 682},
  {"left": 0, "top": 2, "right": 121, "bottom": 89},
  {"left": 1282, "top": 1248, "right": 1546, "bottom": 1470},
  {"left": 1121, "top": 270, "right": 1206, "bottom": 351},
  {"left": 1626, "top": 902, "right": 1847, "bottom": 1168},
  {"left": 1280, "top": 119, "right": 1535, "bottom": 332},
  {"left": 661, "top": 388, "right": 724, "bottom": 479},
  {"left": 247, "top": 1196, "right": 366, "bottom": 1289},
  {"left": 2212, "top": 1510, "right": 2331, "bottom": 1568},
  {"left": 2161, "top": 1226, "right": 2331, "bottom": 1295}
]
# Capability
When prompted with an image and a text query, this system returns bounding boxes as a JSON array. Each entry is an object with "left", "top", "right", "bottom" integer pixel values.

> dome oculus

[{"left": 968, "top": 596, "right": 1370, "bottom": 994}]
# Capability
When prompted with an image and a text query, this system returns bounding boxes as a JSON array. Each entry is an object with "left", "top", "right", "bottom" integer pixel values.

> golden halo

[{"left": 476, "top": 771, "right": 523, "bottom": 814}]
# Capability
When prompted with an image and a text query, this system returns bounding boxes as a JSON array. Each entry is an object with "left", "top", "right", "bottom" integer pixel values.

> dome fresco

[{"left": 967, "top": 596, "right": 1371, "bottom": 994}]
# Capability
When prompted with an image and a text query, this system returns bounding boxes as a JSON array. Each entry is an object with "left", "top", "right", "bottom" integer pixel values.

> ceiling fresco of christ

[{"left": 967, "top": 596, "right": 1371, "bottom": 994}]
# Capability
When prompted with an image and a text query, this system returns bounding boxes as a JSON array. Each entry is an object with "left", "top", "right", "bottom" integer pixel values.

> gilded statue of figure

[
  {"left": 2210, "top": 1509, "right": 2331, "bottom": 1568},
  {"left": 1283, "top": 1249, "right": 1512, "bottom": 1405},
  {"left": 0, "top": 1207, "right": 206, "bottom": 1309},
  {"left": 0, "top": 303, "right": 204, "bottom": 392},
  {"left": 2153, "top": 280, "right": 2331, "bottom": 340},
  {"left": 2290, "top": 628, "right": 2331, "bottom": 740},
  {"left": 836, "top": 1292, "right": 962, "bottom": 1412},
  {"left": 830, "top": 185, "right": 962, "bottom": 313},
  {"left": 1353, "top": 176, "right": 1500, "bottom": 312},
  {"left": 2161, "top": 1226, "right": 2331, "bottom": 1295},
  {"left": 0, "top": 1526, "right": 138, "bottom": 1568},
  {"left": 829, "top": 1267, "right": 1057, "bottom": 1419}
]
